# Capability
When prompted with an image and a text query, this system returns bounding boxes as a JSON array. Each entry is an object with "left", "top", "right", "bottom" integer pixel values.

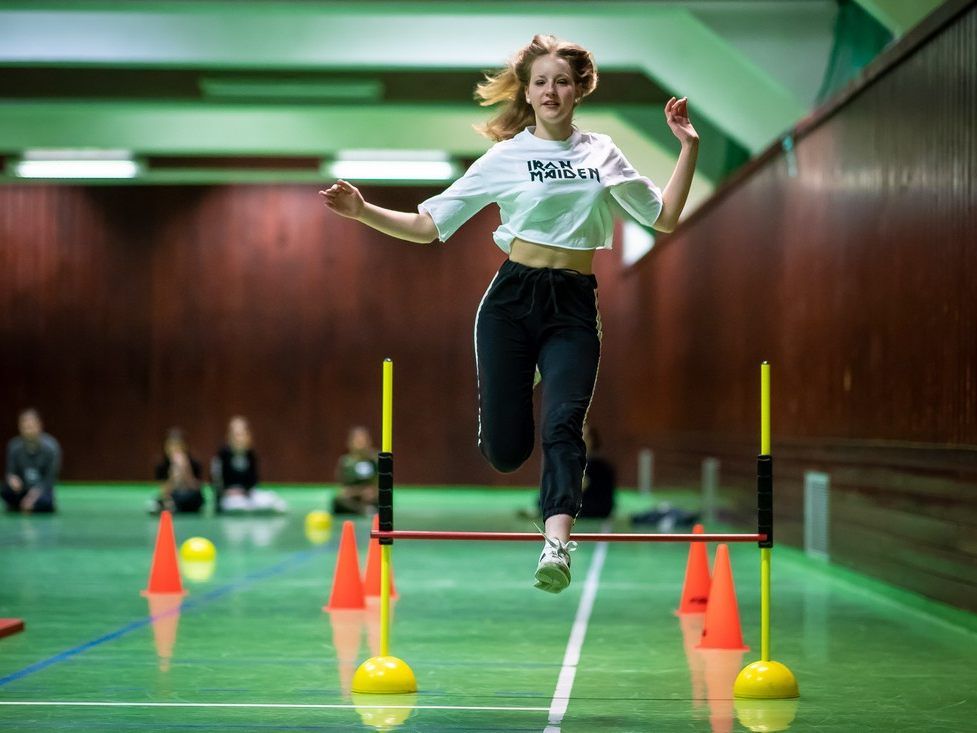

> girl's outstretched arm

[
  {"left": 654, "top": 96, "right": 699, "bottom": 233},
  {"left": 319, "top": 179, "right": 438, "bottom": 244}
]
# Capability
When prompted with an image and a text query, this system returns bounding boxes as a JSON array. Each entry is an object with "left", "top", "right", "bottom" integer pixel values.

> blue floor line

[{"left": 0, "top": 547, "right": 324, "bottom": 688}]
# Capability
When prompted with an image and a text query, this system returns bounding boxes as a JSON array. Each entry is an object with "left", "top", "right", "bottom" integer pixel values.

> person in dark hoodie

[{"left": 3, "top": 408, "right": 60, "bottom": 514}]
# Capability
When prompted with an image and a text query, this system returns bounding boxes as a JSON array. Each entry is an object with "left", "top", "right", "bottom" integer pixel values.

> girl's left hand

[{"left": 665, "top": 97, "right": 699, "bottom": 145}]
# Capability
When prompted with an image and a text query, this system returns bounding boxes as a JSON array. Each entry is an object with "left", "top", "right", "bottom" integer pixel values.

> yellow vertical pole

[
  {"left": 761, "top": 362, "right": 771, "bottom": 454},
  {"left": 380, "top": 547, "right": 391, "bottom": 657},
  {"left": 761, "top": 548, "right": 771, "bottom": 661},
  {"left": 382, "top": 359, "right": 393, "bottom": 454},
  {"left": 760, "top": 361, "right": 771, "bottom": 662},
  {"left": 380, "top": 358, "right": 393, "bottom": 658}
]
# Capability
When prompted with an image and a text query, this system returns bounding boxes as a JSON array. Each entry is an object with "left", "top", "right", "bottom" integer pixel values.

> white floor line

[
  {"left": 0, "top": 701, "right": 547, "bottom": 712},
  {"left": 545, "top": 520, "right": 612, "bottom": 732}
]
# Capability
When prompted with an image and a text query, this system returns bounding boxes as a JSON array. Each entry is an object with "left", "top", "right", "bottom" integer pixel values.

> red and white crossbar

[{"left": 372, "top": 531, "right": 766, "bottom": 543}]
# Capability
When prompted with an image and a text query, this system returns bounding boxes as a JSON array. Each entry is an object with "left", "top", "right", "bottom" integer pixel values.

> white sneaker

[{"left": 534, "top": 536, "right": 578, "bottom": 593}]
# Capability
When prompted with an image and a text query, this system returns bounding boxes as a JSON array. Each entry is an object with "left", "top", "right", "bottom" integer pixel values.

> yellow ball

[
  {"left": 182, "top": 559, "right": 216, "bottom": 583},
  {"left": 179, "top": 537, "right": 216, "bottom": 563},
  {"left": 305, "top": 510, "right": 333, "bottom": 532}
]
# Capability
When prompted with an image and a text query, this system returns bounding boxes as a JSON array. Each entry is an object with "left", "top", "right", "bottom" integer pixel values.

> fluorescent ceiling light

[
  {"left": 15, "top": 149, "right": 139, "bottom": 179},
  {"left": 16, "top": 160, "right": 140, "bottom": 179},
  {"left": 325, "top": 150, "right": 458, "bottom": 181},
  {"left": 328, "top": 160, "right": 457, "bottom": 181}
]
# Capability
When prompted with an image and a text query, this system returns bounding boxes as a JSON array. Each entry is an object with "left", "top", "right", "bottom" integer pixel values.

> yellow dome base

[
  {"left": 352, "top": 656, "right": 418, "bottom": 695},
  {"left": 734, "top": 660, "right": 799, "bottom": 699}
]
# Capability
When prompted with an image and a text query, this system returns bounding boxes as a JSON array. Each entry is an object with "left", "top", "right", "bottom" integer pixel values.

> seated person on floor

[
  {"left": 211, "top": 416, "right": 286, "bottom": 514},
  {"left": 578, "top": 424, "right": 616, "bottom": 519},
  {"left": 151, "top": 427, "right": 204, "bottom": 514},
  {"left": 332, "top": 425, "right": 378, "bottom": 516},
  {"left": 3, "top": 408, "right": 60, "bottom": 514}
]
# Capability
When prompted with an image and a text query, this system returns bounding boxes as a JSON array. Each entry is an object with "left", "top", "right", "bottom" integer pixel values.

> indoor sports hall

[{"left": 1, "top": 3, "right": 975, "bottom": 732}]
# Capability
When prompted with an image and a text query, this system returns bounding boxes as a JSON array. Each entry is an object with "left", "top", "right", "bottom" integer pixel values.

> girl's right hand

[{"left": 319, "top": 179, "right": 365, "bottom": 219}]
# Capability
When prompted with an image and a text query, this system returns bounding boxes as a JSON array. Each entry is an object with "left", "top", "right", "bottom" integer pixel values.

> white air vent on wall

[{"left": 804, "top": 471, "right": 830, "bottom": 560}]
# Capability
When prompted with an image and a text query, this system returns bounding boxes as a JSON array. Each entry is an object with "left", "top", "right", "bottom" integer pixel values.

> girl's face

[
  {"left": 525, "top": 54, "right": 578, "bottom": 128},
  {"left": 18, "top": 413, "right": 41, "bottom": 442},
  {"left": 348, "top": 428, "right": 372, "bottom": 453},
  {"left": 165, "top": 438, "right": 186, "bottom": 458},
  {"left": 228, "top": 420, "right": 251, "bottom": 451}
]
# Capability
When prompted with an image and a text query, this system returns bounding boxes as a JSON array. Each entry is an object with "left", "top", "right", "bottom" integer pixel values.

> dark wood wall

[
  {"left": 0, "top": 184, "right": 549, "bottom": 486},
  {"left": 593, "top": 2, "right": 977, "bottom": 611}
]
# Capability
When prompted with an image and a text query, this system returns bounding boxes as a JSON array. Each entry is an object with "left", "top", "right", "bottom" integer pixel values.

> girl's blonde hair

[{"left": 473, "top": 34, "right": 598, "bottom": 142}]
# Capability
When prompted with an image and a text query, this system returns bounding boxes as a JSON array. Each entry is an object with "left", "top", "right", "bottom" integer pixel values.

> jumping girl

[{"left": 320, "top": 34, "right": 698, "bottom": 593}]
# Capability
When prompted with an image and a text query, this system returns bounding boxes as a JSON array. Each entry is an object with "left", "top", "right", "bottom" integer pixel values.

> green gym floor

[{"left": 1, "top": 486, "right": 975, "bottom": 732}]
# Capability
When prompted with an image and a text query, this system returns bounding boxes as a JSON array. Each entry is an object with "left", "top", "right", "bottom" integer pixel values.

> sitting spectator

[
  {"left": 3, "top": 408, "right": 60, "bottom": 514},
  {"left": 578, "top": 424, "right": 616, "bottom": 519},
  {"left": 211, "top": 416, "right": 286, "bottom": 514},
  {"left": 333, "top": 426, "right": 378, "bottom": 516},
  {"left": 151, "top": 427, "right": 205, "bottom": 514}
]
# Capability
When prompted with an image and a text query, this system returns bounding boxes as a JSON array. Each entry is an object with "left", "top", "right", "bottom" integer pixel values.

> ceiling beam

[
  {"left": 0, "top": 1, "right": 806, "bottom": 153},
  {"left": 852, "top": 0, "right": 946, "bottom": 35}
]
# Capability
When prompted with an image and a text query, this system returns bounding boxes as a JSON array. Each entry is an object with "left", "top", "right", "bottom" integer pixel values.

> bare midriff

[{"left": 508, "top": 237, "right": 596, "bottom": 275}]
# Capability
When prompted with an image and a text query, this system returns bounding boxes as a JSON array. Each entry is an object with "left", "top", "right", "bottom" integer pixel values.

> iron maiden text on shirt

[{"left": 527, "top": 160, "right": 601, "bottom": 182}]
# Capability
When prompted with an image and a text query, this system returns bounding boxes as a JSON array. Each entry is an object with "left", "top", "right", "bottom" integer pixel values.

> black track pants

[{"left": 474, "top": 258, "right": 601, "bottom": 520}]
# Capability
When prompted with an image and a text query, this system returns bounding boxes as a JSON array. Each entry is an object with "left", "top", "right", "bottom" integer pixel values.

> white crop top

[{"left": 418, "top": 125, "right": 663, "bottom": 253}]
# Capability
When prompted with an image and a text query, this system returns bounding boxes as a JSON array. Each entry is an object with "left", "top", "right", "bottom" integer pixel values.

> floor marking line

[
  {"left": 0, "top": 701, "right": 548, "bottom": 712},
  {"left": 545, "top": 520, "right": 611, "bottom": 731},
  {"left": 0, "top": 548, "right": 324, "bottom": 688}
]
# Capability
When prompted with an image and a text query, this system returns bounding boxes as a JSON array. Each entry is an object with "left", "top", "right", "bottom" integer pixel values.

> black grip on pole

[
  {"left": 378, "top": 451, "right": 393, "bottom": 545},
  {"left": 757, "top": 454, "right": 773, "bottom": 548}
]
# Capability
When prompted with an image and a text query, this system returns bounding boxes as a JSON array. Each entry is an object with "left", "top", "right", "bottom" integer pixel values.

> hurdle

[
  {"left": 358, "top": 358, "right": 798, "bottom": 698},
  {"left": 374, "top": 530, "right": 765, "bottom": 543}
]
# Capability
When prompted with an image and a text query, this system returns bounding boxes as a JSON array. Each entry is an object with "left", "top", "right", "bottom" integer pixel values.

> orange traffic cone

[
  {"left": 146, "top": 593, "right": 183, "bottom": 672},
  {"left": 676, "top": 523, "right": 711, "bottom": 615},
  {"left": 324, "top": 520, "right": 366, "bottom": 611},
  {"left": 363, "top": 515, "right": 398, "bottom": 599},
  {"left": 697, "top": 544, "right": 749, "bottom": 651},
  {"left": 142, "top": 511, "right": 185, "bottom": 596}
]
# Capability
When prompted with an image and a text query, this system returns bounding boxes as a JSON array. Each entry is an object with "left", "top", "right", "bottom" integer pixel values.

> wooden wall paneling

[
  {"left": 596, "top": 6, "right": 977, "bottom": 609},
  {"left": 0, "top": 183, "right": 535, "bottom": 485}
]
